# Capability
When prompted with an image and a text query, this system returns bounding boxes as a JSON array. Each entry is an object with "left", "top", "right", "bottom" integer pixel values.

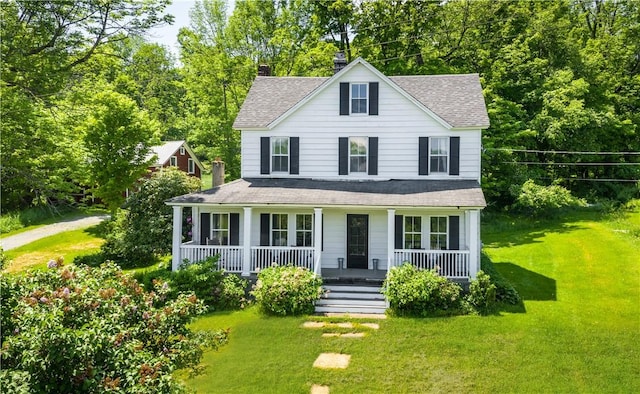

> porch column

[
  {"left": 313, "top": 208, "right": 323, "bottom": 276},
  {"left": 469, "top": 209, "right": 480, "bottom": 279},
  {"left": 387, "top": 209, "right": 396, "bottom": 271},
  {"left": 242, "top": 207, "right": 252, "bottom": 276},
  {"left": 171, "top": 205, "right": 183, "bottom": 271},
  {"left": 192, "top": 206, "right": 200, "bottom": 244}
]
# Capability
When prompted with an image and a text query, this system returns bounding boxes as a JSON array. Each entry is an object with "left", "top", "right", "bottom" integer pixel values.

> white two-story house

[{"left": 167, "top": 57, "right": 489, "bottom": 288}]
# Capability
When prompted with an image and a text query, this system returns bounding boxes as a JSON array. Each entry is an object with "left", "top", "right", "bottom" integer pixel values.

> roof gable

[
  {"left": 232, "top": 58, "right": 490, "bottom": 130},
  {"left": 149, "top": 140, "right": 205, "bottom": 172}
]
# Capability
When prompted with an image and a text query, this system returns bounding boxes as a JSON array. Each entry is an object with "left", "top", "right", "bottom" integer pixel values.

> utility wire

[
  {"left": 487, "top": 148, "right": 640, "bottom": 155},
  {"left": 505, "top": 162, "right": 640, "bottom": 166}
]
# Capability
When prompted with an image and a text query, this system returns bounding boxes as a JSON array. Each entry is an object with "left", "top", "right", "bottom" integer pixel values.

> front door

[{"left": 347, "top": 214, "right": 368, "bottom": 269}]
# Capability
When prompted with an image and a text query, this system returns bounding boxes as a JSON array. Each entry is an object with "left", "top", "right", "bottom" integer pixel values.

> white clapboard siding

[{"left": 241, "top": 63, "right": 481, "bottom": 181}]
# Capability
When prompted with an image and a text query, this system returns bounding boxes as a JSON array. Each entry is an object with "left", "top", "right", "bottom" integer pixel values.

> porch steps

[{"left": 316, "top": 284, "right": 387, "bottom": 314}]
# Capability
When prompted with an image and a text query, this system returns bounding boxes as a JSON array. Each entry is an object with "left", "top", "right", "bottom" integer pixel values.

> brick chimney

[
  {"left": 212, "top": 157, "right": 225, "bottom": 187},
  {"left": 333, "top": 51, "right": 347, "bottom": 74},
  {"left": 257, "top": 64, "right": 271, "bottom": 76}
]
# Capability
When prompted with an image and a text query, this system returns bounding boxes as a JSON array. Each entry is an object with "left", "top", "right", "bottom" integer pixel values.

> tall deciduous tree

[{"left": 79, "top": 89, "right": 159, "bottom": 213}]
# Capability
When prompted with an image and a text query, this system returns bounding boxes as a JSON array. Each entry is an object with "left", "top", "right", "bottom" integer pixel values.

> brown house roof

[{"left": 168, "top": 178, "right": 486, "bottom": 208}]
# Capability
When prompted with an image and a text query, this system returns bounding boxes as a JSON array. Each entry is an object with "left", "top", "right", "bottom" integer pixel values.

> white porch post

[
  {"left": 313, "top": 208, "right": 323, "bottom": 276},
  {"left": 242, "top": 207, "right": 252, "bottom": 276},
  {"left": 192, "top": 206, "right": 200, "bottom": 244},
  {"left": 469, "top": 209, "right": 480, "bottom": 279},
  {"left": 387, "top": 209, "right": 396, "bottom": 271},
  {"left": 171, "top": 206, "right": 183, "bottom": 271}
]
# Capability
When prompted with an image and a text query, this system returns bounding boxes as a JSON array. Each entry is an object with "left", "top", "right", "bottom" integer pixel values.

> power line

[
  {"left": 505, "top": 162, "right": 640, "bottom": 166},
  {"left": 534, "top": 177, "right": 639, "bottom": 183},
  {"left": 487, "top": 148, "right": 640, "bottom": 155}
]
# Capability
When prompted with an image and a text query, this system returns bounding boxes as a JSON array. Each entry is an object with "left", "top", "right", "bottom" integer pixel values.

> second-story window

[
  {"left": 271, "top": 137, "right": 289, "bottom": 173},
  {"left": 349, "top": 137, "right": 367, "bottom": 173},
  {"left": 430, "top": 137, "right": 448, "bottom": 174},
  {"left": 351, "top": 83, "right": 368, "bottom": 114}
]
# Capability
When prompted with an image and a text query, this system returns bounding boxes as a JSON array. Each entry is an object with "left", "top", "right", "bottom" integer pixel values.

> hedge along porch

[{"left": 168, "top": 178, "right": 484, "bottom": 281}]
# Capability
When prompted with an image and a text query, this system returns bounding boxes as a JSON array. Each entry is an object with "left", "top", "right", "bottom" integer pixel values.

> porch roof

[{"left": 168, "top": 178, "right": 486, "bottom": 208}]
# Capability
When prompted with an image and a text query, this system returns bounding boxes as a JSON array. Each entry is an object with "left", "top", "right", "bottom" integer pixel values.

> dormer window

[{"left": 351, "top": 83, "right": 368, "bottom": 114}]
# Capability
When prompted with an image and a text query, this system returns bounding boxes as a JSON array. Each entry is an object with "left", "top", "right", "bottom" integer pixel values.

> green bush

[
  {"left": 251, "top": 265, "right": 323, "bottom": 316},
  {"left": 134, "top": 257, "right": 248, "bottom": 311},
  {"left": 382, "top": 264, "right": 462, "bottom": 317},
  {"left": 0, "top": 262, "right": 227, "bottom": 393},
  {"left": 512, "top": 179, "right": 587, "bottom": 215},
  {"left": 480, "top": 254, "right": 521, "bottom": 305},
  {"left": 73, "top": 251, "right": 107, "bottom": 267},
  {"left": 0, "top": 246, "right": 11, "bottom": 270},
  {"left": 465, "top": 271, "right": 497, "bottom": 314}
]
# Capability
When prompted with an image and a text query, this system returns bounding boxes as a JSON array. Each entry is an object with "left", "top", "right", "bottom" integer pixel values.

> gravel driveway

[{"left": 1, "top": 215, "right": 110, "bottom": 251}]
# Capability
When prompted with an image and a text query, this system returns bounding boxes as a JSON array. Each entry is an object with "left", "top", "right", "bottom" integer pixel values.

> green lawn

[
  {"left": 180, "top": 206, "right": 640, "bottom": 393},
  {"left": 3, "top": 225, "right": 105, "bottom": 273}
]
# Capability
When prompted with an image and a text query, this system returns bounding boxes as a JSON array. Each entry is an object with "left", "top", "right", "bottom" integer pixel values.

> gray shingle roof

[
  {"left": 232, "top": 65, "right": 489, "bottom": 129},
  {"left": 168, "top": 178, "right": 486, "bottom": 208}
]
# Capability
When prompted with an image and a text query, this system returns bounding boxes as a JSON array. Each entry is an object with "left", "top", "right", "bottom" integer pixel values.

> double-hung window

[
  {"left": 271, "top": 137, "right": 289, "bottom": 173},
  {"left": 210, "top": 213, "right": 229, "bottom": 245},
  {"left": 430, "top": 137, "right": 448, "bottom": 174},
  {"left": 271, "top": 214, "right": 288, "bottom": 246},
  {"left": 404, "top": 216, "right": 422, "bottom": 249},
  {"left": 430, "top": 216, "right": 447, "bottom": 250},
  {"left": 296, "top": 214, "right": 313, "bottom": 247},
  {"left": 170, "top": 156, "right": 177, "bottom": 167},
  {"left": 187, "top": 158, "right": 195, "bottom": 174},
  {"left": 349, "top": 137, "right": 368, "bottom": 173},
  {"left": 351, "top": 83, "right": 368, "bottom": 114}
]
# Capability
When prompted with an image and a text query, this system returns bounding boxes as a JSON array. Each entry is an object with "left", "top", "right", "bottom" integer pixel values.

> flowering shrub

[
  {"left": 383, "top": 263, "right": 462, "bottom": 317},
  {"left": 465, "top": 270, "right": 497, "bottom": 314},
  {"left": 251, "top": 265, "right": 323, "bottom": 316},
  {"left": 0, "top": 262, "right": 227, "bottom": 393}
]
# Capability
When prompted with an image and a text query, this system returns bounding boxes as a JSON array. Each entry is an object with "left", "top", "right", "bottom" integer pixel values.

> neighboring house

[
  {"left": 149, "top": 140, "right": 204, "bottom": 179},
  {"left": 167, "top": 57, "right": 489, "bottom": 311}
]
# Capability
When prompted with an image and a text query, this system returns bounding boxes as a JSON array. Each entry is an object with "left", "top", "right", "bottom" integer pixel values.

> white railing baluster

[{"left": 392, "top": 249, "right": 471, "bottom": 278}]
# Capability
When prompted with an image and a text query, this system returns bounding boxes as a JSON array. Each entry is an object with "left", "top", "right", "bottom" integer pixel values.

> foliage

[
  {"left": 100, "top": 168, "right": 201, "bottom": 267},
  {"left": 465, "top": 271, "right": 497, "bottom": 314},
  {"left": 251, "top": 265, "right": 323, "bottom": 316},
  {"left": 0, "top": 247, "right": 11, "bottom": 271},
  {"left": 134, "top": 257, "right": 248, "bottom": 312},
  {"left": 0, "top": 261, "right": 226, "bottom": 393},
  {"left": 382, "top": 264, "right": 462, "bottom": 317},
  {"left": 512, "top": 179, "right": 587, "bottom": 215},
  {"left": 480, "top": 253, "right": 522, "bottom": 305}
]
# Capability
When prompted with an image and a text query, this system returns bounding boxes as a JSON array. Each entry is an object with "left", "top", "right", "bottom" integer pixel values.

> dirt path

[{"left": 1, "top": 215, "right": 110, "bottom": 251}]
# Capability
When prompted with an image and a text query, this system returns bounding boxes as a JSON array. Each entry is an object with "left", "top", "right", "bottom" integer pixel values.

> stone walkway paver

[
  {"left": 321, "top": 332, "right": 365, "bottom": 338},
  {"left": 311, "top": 384, "right": 330, "bottom": 394},
  {"left": 313, "top": 353, "right": 351, "bottom": 369}
]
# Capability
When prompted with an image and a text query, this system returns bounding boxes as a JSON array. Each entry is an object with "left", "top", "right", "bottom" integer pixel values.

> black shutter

[
  {"left": 394, "top": 215, "right": 403, "bottom": 250},
  {"left": 260, "top": 137, "right": 270, "bottom": 174},
  {"left": 338, "top": 137, "right": 348, "bottom": 175},
  {"left": 449, "top": 137, "right": 460, "bottom": 176},
  {"left": 260, "top": 213, "right": 270, "bottom": 246},
  {"left": 418, "top": 137, "right": 429, "bottom": 175},
  {"left": 369, "top": 82, "right": 379, "bottom": 115},
  {"left": 449, "top": 216, "right": 459, "bottom": 250},
  {"left": 229, "top": 213, "right": 240, "bottom": 246},
  {"left": 368, "top": 137, "right": 378, "bottom": 175},
  {"left": 289, "top": 137, "right": 299, "bottom": 175},
  {"left": 200, "top": 213, "right": 210, "bottom": 245},
  {"left": 339, "top": 82, "right": 349, "bottom": 115}
]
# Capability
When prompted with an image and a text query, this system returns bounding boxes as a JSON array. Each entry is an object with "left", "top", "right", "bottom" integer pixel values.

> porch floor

[{"left": 321, "top": 268, "right": 387, "bottom": 284}]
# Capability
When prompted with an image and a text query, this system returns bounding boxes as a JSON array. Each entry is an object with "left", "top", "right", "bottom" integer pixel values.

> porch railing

[
  {"left": 180, "top": 243, "right": 243, "bottom": 273},
  {"left": 251, "top": 246, "right": 315, "bottom": 272},
  {"left": 393, "top": 249, "right": 470, "bottom": 278}
]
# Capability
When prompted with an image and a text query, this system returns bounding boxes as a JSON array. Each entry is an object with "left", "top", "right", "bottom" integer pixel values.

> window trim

[
  {"left": 271, "top": 137, "right": 290, "bottom": 173},
  {"left": 187, "top": 158, "right": 195, "bottom": 174},
  {"left": 169, "top": 156, "right": 177, "bottom": 167},
  {"left": 429, "top": 216, "right": 448, "bottom": 250},
  {"left": 429, "top": 137, "right": 449, "bottom": 174},
  {"left": 349, "top": 136, "right": 368, "bottom": 174},
  {"left": 404, "top": 216, "right": 422, "bottom": 250},
  {"left": 350, "top": 83, "right": 368, "bottom": 115},
  {"left": 295, "top": 214, "right": 313, "bottom": 247},
  {"left": 210, "top": 213, "right": 230, "bottom": 246},
  {"left": 270, "top": 213, "right": 288, "bottom": 246}
]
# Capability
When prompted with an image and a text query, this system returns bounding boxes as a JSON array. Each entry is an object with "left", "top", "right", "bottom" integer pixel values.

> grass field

[
  {"left": 3, "top": 225, "right": 105, "bottom": 273},
  {"left": 180, "top": 206, "right": 640, "bottom": 393}
]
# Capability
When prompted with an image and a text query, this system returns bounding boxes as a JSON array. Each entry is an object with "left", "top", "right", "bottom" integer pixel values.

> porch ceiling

[{"left": 168, "top": 178, "right": 486, "bottom": 208}]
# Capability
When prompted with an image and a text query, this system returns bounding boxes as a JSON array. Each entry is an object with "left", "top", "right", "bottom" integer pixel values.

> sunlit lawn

[
  {"left": 180, "top": 206, "right": 640, "bottom": 393},
  {"left": 3, "top": 225, "right": 105, "bottom": 273}
]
